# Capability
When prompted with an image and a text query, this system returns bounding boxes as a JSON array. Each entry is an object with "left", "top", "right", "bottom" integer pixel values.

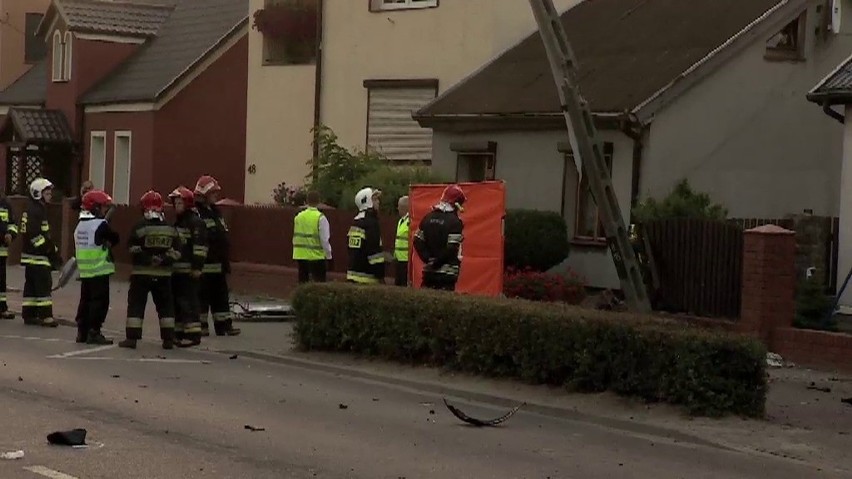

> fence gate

[{"left": 642, "top": 219, "right": 743, "bottom": 318}]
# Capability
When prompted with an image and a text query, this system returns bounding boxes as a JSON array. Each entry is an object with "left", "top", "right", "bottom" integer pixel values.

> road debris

[
  {"left": 766, "top": 352, "right": 784, "bottom": 368},
  {"left": 339, "top": 403, "right": 349, "bottom": 410},
  {"left": 0, "top": 450, "right": 24, "bottom": 460},
  {"left": 47, "top": 428, "right": 87, "bottom": 446},
  {"left": 244, "top": 425, "right": 266, "bottom": 432},
  {"left": 111, "top": 375, "right": 120, "bottom": 379},
  {"left": 229, "top": 354, "right": 238, "bottom": 360},
  {"left": 442, "top": 398, "right": 524, "bottom": 427},
  {"left": 842, "top": 397, "right": 852, "bottom": 406},
  {"left": 807, "top": 382, "right": 832, "bottom": 393}
]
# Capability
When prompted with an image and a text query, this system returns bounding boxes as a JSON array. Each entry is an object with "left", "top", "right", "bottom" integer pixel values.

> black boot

[
  {"left": 161, "top": 328, "right": 174, "bottom": 350},
  {"left": 118, "top": 338, "right": 137, "bottom": 349},
  {"left": 76, "top": 331, "right": 88, "bottom": 344},
  {"left": 0, "top": 311, "right": 14, "bottom": 320},
  {"left": 87, "top": 331, "right": 114, "bottom": 345},
  {"left": 40, "top": 317, "right": 58, "bottom": 328}
]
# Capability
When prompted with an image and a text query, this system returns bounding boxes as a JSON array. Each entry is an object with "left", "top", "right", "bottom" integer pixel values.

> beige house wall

[{"left": 0, "top": 0, "right": 51, "bottom": 90}]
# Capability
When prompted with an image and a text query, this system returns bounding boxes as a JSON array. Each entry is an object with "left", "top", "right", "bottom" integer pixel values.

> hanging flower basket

[{"left": 252, "top": 0, "right": 318, "bottom": 44}]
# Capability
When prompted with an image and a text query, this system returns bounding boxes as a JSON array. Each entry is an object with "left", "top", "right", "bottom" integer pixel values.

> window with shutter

[{"left": 365, "top": 82, "right": 437, "bottom": 163}]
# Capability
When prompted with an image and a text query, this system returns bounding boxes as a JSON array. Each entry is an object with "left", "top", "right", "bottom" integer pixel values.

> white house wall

[
  {"left": 642, "top": 4, "right": 851, "bottom": 218},
  {"left": 837, "top": 105, "right": 852, "bottom": 309},
  {"left": 431, "top": 129, "right": 634, "bottom": 289}
]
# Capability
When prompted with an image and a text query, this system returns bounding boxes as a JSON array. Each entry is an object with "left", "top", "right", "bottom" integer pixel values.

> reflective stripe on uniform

[
  {"left": 21, "top": 254, "right": 51, "bottom": 266},
  {"left": 22, "top": 297, "right": 52, "bottom": 307},
  {"left": 346, "top": 271, "right": 378, "bottom": 284},
  {"left": 394, "top": 215, "right": 410, "bottom": 262},
  {"left": 448, "top": 233, "right": 463, "bottom": 244},
  {"left": 213, "top": 312, "right": 231, "bottom": 322},
  {"left": 202, "top": 263, "right": 223, "bottom": 274},
  {"left": 130, "top": 267, "right": 172, "bottom": 277},
  {"left": 185, "top": 322, "right": 202, "bottom": 334},
  {"left": 368, "top": 252, "right": 385, "bottom": 265},
  {"left": 173, "top": 262, "right": 192, "bottom": 273},
  {"left": 127, "top": 317, "right": 143, "bottom": 329},
  {"left": 0, "top": 247, "right": 7, "bottom": 257},
  {"left": 7, "top": 225, "right": 18, "bottom": 234},
  {"left": 160, "top": 317, "right": 176, "bottom": 329}
]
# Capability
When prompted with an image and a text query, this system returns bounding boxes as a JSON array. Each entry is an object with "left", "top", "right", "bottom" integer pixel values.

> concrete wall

[
  {"left": 837, "top": 105, "right": 852, "bottom": 307},
  {"left": 432, "top": 128, "right": 635, "bottom": 289},
  {"left": 0, "top": 0, "right": 50, "bottom": 90},
  {"left": 642, "top": 2, "right": 852, "bottom": 218}
]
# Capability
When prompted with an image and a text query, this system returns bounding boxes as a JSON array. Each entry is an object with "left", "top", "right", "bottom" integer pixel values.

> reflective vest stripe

[
  {"left": 293, "top": 208, "right": 326, "bottom": 261},
  {"left": 394, "top": 215, "right": 410, "bottom": 262}
]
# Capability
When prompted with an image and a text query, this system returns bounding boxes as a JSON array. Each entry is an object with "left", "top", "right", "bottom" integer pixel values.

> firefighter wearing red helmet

[
  {"left": 73, "top": 190, "right": 119, "bottom": 345},
  {"left": 168, "top": 186, "right": 207, "bottom": 347},
  {"left": 193, "top": 175, "right": 240, "bottom": 336},
  {"left": 413, "top": 184, "right": 466, "bottom": 291},
  {"left": 119, "top": 190, "right": 182, "bottom": 350},
  {"left": 0, "top": 184, "right": 19, "bottom": 321}
]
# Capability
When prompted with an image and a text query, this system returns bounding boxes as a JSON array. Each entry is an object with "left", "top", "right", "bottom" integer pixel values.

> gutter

[
  {"left": 822, "top": 101, "right": 845, "bottom": 125},
  {"left": 311, "top": 0, "right": 324, "bottom": 183},
  {"left": 618, "top": 112, "right": 646, "bottom": 208}
]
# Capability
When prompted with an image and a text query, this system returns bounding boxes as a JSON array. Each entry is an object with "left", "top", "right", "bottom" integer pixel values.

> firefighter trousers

[
  {"left": 173, "top": 274, "right": 201, "bottom": 341},
  {"left": 0, "top": 256, "right": 8, "bottom": 312},
  {"left": 422, "top": 270, "right": 457, "bottom": 292},
  {"left": 76, "top": 275, "right": 110, "bottom": 337},
  {"left": 125, "top": 275, "right": 175, "bottom": 341},
  {"left": 198, "top": 272, "right": 233, "bottom": 335},
  {"left": 394, "top": 261, "right": 409, "bottom": 287},
  {"left": 22, "top": 264, "right": 53, "bottom": 323}
]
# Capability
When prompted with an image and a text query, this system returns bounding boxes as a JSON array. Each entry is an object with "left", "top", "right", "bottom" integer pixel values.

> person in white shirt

[{"left": 292, "top": 191, "right": 332, "bottom": 283}]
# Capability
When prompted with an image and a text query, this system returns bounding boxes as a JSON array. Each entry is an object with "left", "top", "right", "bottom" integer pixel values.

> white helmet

[
  {"left": 29, "top": 178, "right": 54, "bottom": 200},
  {"left": 354, "top": 187, "right": 381, "bottom": 211}
]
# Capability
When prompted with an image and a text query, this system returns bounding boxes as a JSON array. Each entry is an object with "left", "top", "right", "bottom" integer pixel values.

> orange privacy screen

[{"left": 408, "top": 181, "right": 506, "bottom": 297}]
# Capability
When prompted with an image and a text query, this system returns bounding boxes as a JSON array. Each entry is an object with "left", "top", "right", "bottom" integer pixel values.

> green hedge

[
  {"left": 292, "top": 283, "right": 767, "bottom": 417},
  {"left": 504, "top": 209, "right": 570, "bottom": 271}
]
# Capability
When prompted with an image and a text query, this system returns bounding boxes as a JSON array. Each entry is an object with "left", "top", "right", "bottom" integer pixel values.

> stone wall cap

[{"left": 744, "top": 224, "right": 795, "bottom": 235}]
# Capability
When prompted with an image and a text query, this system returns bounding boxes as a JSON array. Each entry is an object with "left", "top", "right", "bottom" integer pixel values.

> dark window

[
  {"left": 25, "top": 13, "right": 46, "bottom": 64},
  {"left": 567, "top": 142, "right": 614, "bottom": 241}
]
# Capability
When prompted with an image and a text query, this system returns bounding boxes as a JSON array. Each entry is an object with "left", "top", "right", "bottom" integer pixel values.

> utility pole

[{"left": 528, "top": 0, "right": 651, "bottom": 313}]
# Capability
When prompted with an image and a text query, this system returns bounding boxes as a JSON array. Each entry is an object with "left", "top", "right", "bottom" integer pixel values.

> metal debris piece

[
  {"left": 766, "top": 352, "right": 784, "bottom": 368},
  {"left": 442, "top": 398, "right": 524, "bottom": 427},
  {"left": 807, "top": 382, "right": 831, "bottom": 393},
  {"left": 244, "top": 425, "right": 265, "bottom": 432},
  {"left": 842, "top": 397, "right": 852, "bottom": 406},
  {"left": 0, "top": 450, "right": 24, "bottom": 460},
  {"left": 339, "top": 403, "right": 349, "bottom": 410},
  {"left": 230, "top": 301, "right": 294, "bottom": 321}
]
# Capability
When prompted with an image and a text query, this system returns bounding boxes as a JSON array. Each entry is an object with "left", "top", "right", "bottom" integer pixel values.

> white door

[{"left": 113, "top": 132, "right": 132, "bottom": 204}]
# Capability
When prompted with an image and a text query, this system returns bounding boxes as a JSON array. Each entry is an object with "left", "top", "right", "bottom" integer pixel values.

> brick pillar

[{"left": 739, "top": 224, "right": 796, "bottom": 343}]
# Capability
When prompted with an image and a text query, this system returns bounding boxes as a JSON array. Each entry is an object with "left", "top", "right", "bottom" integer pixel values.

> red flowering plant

[
  {"left": 503, "top": 267, "right": 587, "bottom": 305},
  {"left": 252, "top": 0, "right": 318, "bottom": 62}
]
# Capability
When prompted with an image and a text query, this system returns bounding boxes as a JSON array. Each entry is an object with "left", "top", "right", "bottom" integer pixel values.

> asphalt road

[{"left": 0, "top": 321, "right": 843, "bottom": 479}]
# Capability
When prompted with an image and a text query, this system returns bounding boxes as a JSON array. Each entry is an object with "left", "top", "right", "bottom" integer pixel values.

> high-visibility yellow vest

[
  {"left": 394, "top": 214, "right": 410, "bottom": 262},
  {"left": 293, "top": 207, "right": 326, "bottom": 261},
  {"left": 74, "top": 218, "right": 115, "bottom": 278}
]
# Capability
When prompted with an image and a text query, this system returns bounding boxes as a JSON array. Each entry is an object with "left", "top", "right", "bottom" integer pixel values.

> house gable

[{"left": 414, "top": 0, "right": 806, "bottom": 129}]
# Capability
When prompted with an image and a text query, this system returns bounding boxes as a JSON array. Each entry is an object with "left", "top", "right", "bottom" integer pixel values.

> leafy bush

[
  {"left": 794, "top": 277, "right": 837, "bottom": 331},
  {"left": 504, "top": 209, "right": 570, "bottom": 272},
  {"left": 304, "top": 125, "right": 384, "bottom": 208},
  {"left": 632, "top": 179, "right": 728, "bottom": 222},
  {"left": 504, "top": 268, "right": 587, "bottom": 305},
  {"left": 340, "top": 164, "right": 449, "bottom": 214},
  {"left": 293, "top": 283, "right": 768, "bottom": 417},
  {"left": 272, "top": 182, "right": 307, "bottom": 207}
]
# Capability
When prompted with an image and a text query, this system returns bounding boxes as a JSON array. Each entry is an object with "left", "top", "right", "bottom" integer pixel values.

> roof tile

[
  {"left": 0, "top": 61, "right": 48, "bottom": 106},
  {"left": 5, "top": 108, "right": 74, "bottom": 143},
  {"left": 61, "top": 0, "right": 175, "bottom": 37}
]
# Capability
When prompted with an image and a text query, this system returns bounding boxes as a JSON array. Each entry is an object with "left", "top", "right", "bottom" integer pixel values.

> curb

[{"left": 232, "top": 315, "right": 294, "bottom": 323}]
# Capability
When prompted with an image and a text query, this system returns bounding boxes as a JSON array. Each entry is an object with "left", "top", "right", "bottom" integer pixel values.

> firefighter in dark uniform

[
  {"left": 169, "top": 186, "right": 207, "bottom": 348},
  {"left": 413, "top": 184, "right": 466, "bottom": 292},
  {"left": 0, "top": 188, "right": 18, "bottom": 320},
  {"left": 347, "top": 187, "right": 387, "bottom": 284},
  {"left": 20, "top": 178, "right": 60, "bottom": 327},
  {"left": 194, "top": 175, "right": 240, "bottom": 337},
  {"left": 119, "top": 190, "right": 182, "bottom": 350},
  {"left": 74, "top": 190, "right": 119, "bottom": 345}
]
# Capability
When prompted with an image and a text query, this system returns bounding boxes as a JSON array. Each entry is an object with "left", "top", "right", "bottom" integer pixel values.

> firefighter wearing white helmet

[
  {"left": 346, "top": 187, "right": 387, "bottom": 284},
  {"left": 20, "top": 178, "right": 59, "bottom": 327}
]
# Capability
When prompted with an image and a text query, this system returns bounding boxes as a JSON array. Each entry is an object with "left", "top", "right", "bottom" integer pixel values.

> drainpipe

[
  {"left": 619, "top": 112, "right": 645, "bottom": 208},
  {"left": 311, "top": 0, "right": 324, "bottom": 183},
  {"left": 822, "top": 101, "right": 845, "bottom": 125}
]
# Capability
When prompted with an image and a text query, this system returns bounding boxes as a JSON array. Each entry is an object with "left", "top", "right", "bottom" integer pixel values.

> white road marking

[
  {"left": 0, "top": 334, "right": 75, "bottom": 344},
  {"left": 23, "top": 466, "right": 79, "bottom": 479},
  {"left": 47, "top": 344, "right": 118, "bottom": 359}
]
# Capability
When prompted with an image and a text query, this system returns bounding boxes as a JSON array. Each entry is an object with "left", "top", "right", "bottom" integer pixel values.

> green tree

[
  {"left": 304, "top": 125, "right": 383, "bottom": 207},
  {"left": 341, "top": 165, "right": 448, "bottom": 214},
  {"left": 632, "top": 179, "right": 728, "bottom": 222}
]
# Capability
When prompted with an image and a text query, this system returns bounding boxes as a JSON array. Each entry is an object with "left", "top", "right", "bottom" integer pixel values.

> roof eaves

[
  {"left": 632, "top": 0, "right": 803, "bottom": 123},
  {"left": 152, "top": 17, "right": 248, "bottom": 102},
  {"left": 35, "top": 1, "right": 64, "bottom": 38},
  {"left": 807, "top": 52, "right": 852, "bottom": 104}
]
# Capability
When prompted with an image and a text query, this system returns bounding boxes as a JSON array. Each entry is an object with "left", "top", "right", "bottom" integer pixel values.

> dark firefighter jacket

[
  {"left": 21, "top": 199, "right": 59, "bottom": 268},
  {"left": 413, "top": 206, "right": 464, "bottom": 278},
  {"left": 347, "top": 209, "right": 385, "bottom": 283},
  {"left": 196, "top": 203, "right": 230, "bottom": 274},
  {"left": 0, "top": 196, "right": 19, "bottom": 257},
  {"left": 128, "top": 217, "right": 182, "bottom": 276},
  {"left": 173, "top": 209, "right": 208, "bottom": 274}
]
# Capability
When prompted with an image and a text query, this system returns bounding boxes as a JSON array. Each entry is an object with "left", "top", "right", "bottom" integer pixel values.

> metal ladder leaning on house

[{"left": 528, "top": 0, "right": 651, "bottom": 313}]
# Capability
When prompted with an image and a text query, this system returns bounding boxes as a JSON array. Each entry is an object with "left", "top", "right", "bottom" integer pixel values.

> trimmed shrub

[
  {"left": 293, "top": 283, "right": 768, "bottom": 417},
  {"left": 504, "top": 209, "right": 570, "bottom": 272},
  {"left": 504, "top": 268, "right": 587, "bottom": 305},
  {"left": 632, "top": 178, "right": 728, "bottom": 222},
  {"left": 794, "top": 277, "right": 837, "bottom": 332}
]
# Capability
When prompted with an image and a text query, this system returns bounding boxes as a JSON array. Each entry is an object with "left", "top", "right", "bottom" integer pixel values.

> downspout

[
  {"left": 619, "top": 112, "right": 645, "bottom": 209},
  {"left": 822, "top": 101, "right": 845, "bottom": 125},
  {"left": 311, "top": 0, "right": 324, "bottom": 183}
]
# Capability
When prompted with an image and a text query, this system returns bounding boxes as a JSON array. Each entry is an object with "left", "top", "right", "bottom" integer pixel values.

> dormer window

[
  {"left": 765, "top": 12, "right": 807, "bottom": 62},
  {"left": 52, "top": 30, "right": 72, "bottom": 82}
]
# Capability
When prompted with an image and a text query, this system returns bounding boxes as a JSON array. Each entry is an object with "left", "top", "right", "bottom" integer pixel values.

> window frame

[
  {"left": 63, "top": 31, "right": 73, "bottom": 80},
  {"left": 560, "top": 141, "right": 614, "bottom": 245},
  {"left": 370, "top": 0, "right": 439, "bottom": 12},
  {"left": 765, "top": 11, "right": 808, "bottom": 62},
  {"left": 112, "top": 131, "right": 132, "bottom": 204},
  {"left": 51, "top": 31, "right": 64, "bottom": 82},
  {"left": 88, "top": 131, "right": 107, "bottom": 190},
  {"left": 363, "top": 78, "right": 439, "bottom": 164},
  {"left": 450, "top": 141, "right": 497, "bottom": 183}
]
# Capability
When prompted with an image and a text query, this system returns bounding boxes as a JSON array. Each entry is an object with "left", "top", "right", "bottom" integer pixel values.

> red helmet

[
  {"left": 168, "top": 186, "right": 194, "bottom": 208},
  {"left": 82, "top": 190, "right": 112, "bottom": 212},
  {"left": 440, "top": 184, "right": 467, "bottom": 208},
  {"left": 140, "top": 190, "right": 164, "bottom": 212},
  {"left": 194, "top": 175, "right": 221, "bottom": 196}
]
